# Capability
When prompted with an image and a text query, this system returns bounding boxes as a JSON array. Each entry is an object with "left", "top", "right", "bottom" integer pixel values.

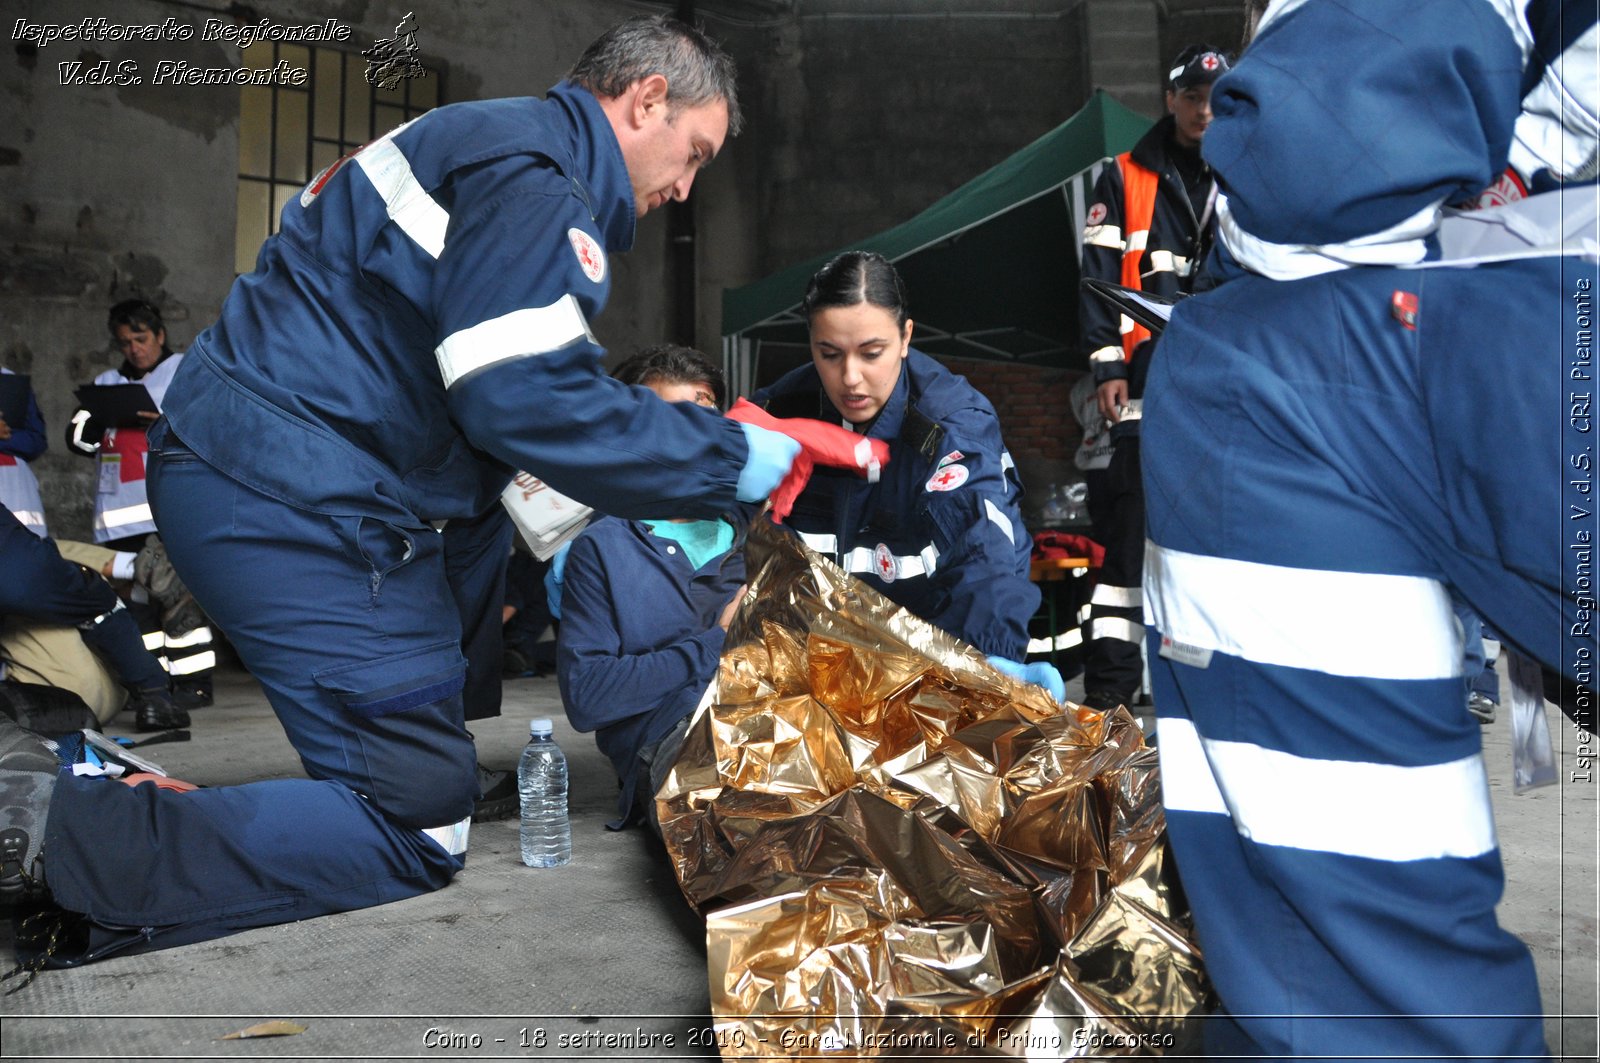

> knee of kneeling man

[{"left": 383, "top": 756, "right": 477, "bottom": 830}]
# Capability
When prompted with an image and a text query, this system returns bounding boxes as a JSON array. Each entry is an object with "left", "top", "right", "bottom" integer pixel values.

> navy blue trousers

[
  {"left": 1143, "top": 255, "right": 1591, "bottom": 1058},
  {"left": 39, "top": 438, "right": 500, "bottom": 954}
]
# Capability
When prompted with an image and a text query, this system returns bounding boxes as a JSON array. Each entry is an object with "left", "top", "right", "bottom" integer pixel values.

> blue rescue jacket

[
  {"left": 754, "top": 350, "right": 1039, "bottom": 659},
  {"left": 157, "top": 82, "right": 748, "bottom": 527},
  {"left": 557, "top": 515, "right": 745, "bottom": 826}
]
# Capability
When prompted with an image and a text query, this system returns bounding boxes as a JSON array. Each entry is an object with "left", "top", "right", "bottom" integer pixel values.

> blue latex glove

[
  {"left": 734, "top": 422, "right": 802, "bottom": 503},
  {"left": 543, "top": 542, "right": 570, "bottom": 621},
  {"left": 986, "top": 655, "right": 1066, "bottom": 703}
]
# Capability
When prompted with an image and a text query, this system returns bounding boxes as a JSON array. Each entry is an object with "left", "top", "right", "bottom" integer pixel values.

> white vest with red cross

[{"left": 90, "top": 353, "right": 185, "bottom": 543}]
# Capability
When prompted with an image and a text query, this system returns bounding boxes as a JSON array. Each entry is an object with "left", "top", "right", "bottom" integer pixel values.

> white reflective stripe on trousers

[
  {"left": 1089, "top": 616, "right": 1143, "bottom": 644},
  {"left": 1143, "top": 540, "right": 1463, "bottom": 680},
  {"left": 1158, "top": 719, "right": 1496, "bottom": 861}
]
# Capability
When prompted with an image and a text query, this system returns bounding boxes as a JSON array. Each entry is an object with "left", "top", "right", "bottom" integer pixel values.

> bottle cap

[{"left": 530, "top": 717, "right": 553, "bottom": 737}]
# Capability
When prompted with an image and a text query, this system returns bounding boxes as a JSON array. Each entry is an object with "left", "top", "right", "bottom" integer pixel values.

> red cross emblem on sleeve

[
  {"left": 924, "top": 463, "right": 969, "bottom": 492},
  {"left": 872, "top": 542, "right": 898, "bottom": 582},
  {"left": 567, "top": 228, "right": 607, "bottom": 283}
]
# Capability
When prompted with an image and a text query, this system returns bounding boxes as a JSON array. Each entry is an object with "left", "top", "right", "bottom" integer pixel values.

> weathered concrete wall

[{"left": 706, "top": 0, "right": 1091, "bottom": 278}]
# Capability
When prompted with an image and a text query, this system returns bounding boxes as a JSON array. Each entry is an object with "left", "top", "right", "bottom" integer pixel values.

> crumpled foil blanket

[{"left": 656, "top": 520, "right": 1212, "bottom": 1058}]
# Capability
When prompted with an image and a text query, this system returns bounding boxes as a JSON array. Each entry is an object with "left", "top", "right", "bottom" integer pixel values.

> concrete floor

[{"left": 0, "top": 661, "right": 1595, "bottom": 1061}]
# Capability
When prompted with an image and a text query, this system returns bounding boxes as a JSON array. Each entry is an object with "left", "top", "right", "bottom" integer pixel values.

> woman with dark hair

[
  {"left": 64, "top": 300, "right": 212, "bottom": 710},
  {"left": 754, "top": 251, "right": 1059, "bottom": 696},
  {"left": 66, "top": 300, "right": 184, "bottom": 547}
]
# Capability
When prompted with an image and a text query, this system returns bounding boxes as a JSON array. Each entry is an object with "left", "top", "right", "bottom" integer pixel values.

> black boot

[
  {"left": 130, "top": 687, "right": 190, "bottom": 733},
  {"left": 0, "top": 714, "right": 57, "bottom": 900}
]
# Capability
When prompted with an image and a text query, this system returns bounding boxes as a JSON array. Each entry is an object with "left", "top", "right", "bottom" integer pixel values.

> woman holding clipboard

[
  {"left": 66, "top": 300, "right": 213, "bottom": 709},
  {"left": 66, "top": 300, "right": 184, "bottom": 547}
]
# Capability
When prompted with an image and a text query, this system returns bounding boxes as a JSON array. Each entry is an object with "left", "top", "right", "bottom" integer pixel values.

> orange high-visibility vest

[{"left": 1115, "top": 151, "right": 1160, "bottom": 361}]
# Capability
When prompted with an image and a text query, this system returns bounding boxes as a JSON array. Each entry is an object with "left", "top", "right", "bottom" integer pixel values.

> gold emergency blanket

[{"left": 656, "top": 521, "right": 1211, "bottom": 1058}]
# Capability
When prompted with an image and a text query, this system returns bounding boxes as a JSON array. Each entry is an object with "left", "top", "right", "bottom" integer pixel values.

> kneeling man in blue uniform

[{"left": 0, "top": 14, "right": 798, "bottom": 961}]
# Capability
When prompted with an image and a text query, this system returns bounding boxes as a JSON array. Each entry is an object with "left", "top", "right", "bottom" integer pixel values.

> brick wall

[
  {"left": 940, "top": 357, "right": 1083, "bottom": 464},
  {"left": 938, "top": 356, "right": 1088, "bottom": 525}
]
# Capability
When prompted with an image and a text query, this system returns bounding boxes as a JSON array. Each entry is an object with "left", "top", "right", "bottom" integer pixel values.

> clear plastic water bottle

[{"left": 517, "top": 718, "right": 571, "bottom": 867}]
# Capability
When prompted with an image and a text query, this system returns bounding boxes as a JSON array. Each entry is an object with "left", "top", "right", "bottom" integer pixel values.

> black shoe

[
  {"left": 502, "top": 647, "right": 535, "bottom": 678},
  {"left": 173, "top": 682, "right": 212, "bottom": 711},
  {"left": 472, "top": 765, "right": 518, "bottom": 822},
  {"left": 1081, "top": 689, "right": 1131, "bottom": 712},
  {"left": 0, "top": 715, "right": 57, "bottom": 900},
  {"left": 1468, "top": 692, "right": 1497, "bottom": 725},
  {"left": 131, "top": 688, "right": 190, "bottom": 732}
]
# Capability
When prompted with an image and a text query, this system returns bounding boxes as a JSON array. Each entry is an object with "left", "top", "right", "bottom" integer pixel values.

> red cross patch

[
  {"left": 872, "top": 543, "right": 898, "bottom": 582},
  {"left": 301, "top": 145, "right": 367, "bottom": 208},
  {"left": 925, "top": 463, "right": 969, "bottom": 492},
  {"left": 1201, "top": 52, "right": 1221, "bottom": 71},
  {"left": 1391, "top": 290, "right": 1419, "bottom": 330},
  {"left": 568, "top": 228, "right": 606, "bottom": 284},
  {"left": 1085, "top": 202, "right": 1107, "bottom": 227},
  {"left": 1472, "top": 167, "right": 1529, "bottom": 210}
]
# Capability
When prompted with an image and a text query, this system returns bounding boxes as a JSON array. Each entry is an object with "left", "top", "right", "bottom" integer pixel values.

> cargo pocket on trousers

[
  {"left": 312, "top": 641, "right": 467, "bottom": 720},
  {"left": 313, "top": 641, "right": 474, "bottom": 828}
]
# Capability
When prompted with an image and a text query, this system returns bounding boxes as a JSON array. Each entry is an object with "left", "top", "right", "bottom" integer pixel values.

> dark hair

[
  {"left": 107, "top": 299, "right": 165, "bottom": 338},
  {"left": 801, "top": 250, "right": 910, "bottom": 332},
  {"left": 567, "top": 14, "right": 743, "bottom": 136},
  {"left": 614, "top": 344, "right": 727, "bottom": 409}
]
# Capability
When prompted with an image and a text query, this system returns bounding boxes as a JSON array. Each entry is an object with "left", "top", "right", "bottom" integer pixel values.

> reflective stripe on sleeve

[
  {"left": 1144, "top": 541, "right": 1463, "bottom": 680},
  {"left": 142, "top": 630, "right": 165, "bottom": 652},
  {"left": 1089, "top": 346, "right": 1124, "bottom": 364},
  {"left": 1143, "top": 250, "right": 1192, "bottom": 277},
  {"left": 1084, "top": 223, "right": 1124, "bottom": 250},
  {"left": 798, "top": 532, "right": 940, "bottom": 580},
  {"left": 983, "top": 498, "right": 1016, "bottom": 546},
  {"left": 435, "top": 296, "right": 595, "bottom": 388},
  {"left": 798, "top": 531, "right": 838, "bottom": 554},
  {"left": 1158, "top": 718, "right": 1497, "bottom": 861},
  {"left": 354, "top": 135, "right": 449, "bottom": 258},
  {"left": 837, "top": 543, "right": 940, "bottom": 580}
]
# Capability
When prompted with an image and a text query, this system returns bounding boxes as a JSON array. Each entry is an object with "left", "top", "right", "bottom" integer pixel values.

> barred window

[{"left": 235, "top": 42, "right": 441, "bottom": 274}]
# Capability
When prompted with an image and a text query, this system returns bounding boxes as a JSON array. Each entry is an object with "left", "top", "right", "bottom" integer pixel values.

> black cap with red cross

[{"left": 1167, "top": 45, "right": 1230, "bottom": 90}]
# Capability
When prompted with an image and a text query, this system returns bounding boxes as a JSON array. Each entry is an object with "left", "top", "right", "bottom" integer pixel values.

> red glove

[{"left": 726, "top": 399, "right": 890, "bottom": 522}]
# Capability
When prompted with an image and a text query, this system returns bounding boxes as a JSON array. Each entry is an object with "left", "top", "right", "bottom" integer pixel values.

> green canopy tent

[{"left": 720, "top": 90, "right": 1153, "bottom": 396}]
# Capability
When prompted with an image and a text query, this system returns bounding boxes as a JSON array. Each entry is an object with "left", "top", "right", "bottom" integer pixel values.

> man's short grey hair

[{"left": 567, "top": 14, "right": 743, "bottom": 136}]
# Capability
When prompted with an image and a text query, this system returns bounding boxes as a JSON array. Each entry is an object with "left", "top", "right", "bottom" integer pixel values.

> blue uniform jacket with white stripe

[
  {"left": 754, "top": 350, "right": 1039, "bottom": 659},
  {"left": 157, "top": 81, "right": 748, "bottom": 527}
]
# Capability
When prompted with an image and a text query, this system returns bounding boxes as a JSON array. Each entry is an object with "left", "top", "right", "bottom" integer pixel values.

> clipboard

[
  {"left": 0, "top": 374, "right": 31, "bottom": 427},
  {"left": 1081, "top": 278, "right": 1178, "bottom": 337},
  {"left": 74, "top": 384, "right": 159, "bottom": 429}
]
